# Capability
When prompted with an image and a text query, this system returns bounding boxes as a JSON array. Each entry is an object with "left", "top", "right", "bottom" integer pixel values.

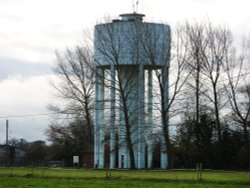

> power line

[{"left": 0, "top": 112, "right": 63, "bottom": 119}]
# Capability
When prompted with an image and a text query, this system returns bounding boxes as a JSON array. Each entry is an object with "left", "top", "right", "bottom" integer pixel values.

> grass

[{"left": 0, "top": 167, "right": 249, "bottom": 188}]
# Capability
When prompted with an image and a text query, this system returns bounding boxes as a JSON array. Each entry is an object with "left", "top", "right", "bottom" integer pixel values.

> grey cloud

[{"left": 0, "top": 58, "right": 51, "bottom": 80}]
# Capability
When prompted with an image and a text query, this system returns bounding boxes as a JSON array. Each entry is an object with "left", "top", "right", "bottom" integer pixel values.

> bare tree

[
  {"left": 200, "top": 24, "right": 232, "bottom": 143},
  {"left": 171, "top": 22, "right": 233, "bottom": 167},
  {"left": 144, "top": 23, "right": 191, "bottom": 168},
  {"left": 178, "top": 23, "right": 208, "bottom": 164},
  {"left": 182, "top": 22, "right": 234, "bottom": 143},
  {"left": 45, "top": 118, "right": 87, "bottom": 166},
  {"left": 224, "top": 37, "right": 250, "bottom": 144},
  {"left": 49, "top": 45, "right": 95, "bottom": 151}
]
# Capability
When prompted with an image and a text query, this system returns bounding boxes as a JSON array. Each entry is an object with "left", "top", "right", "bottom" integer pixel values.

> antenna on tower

[
  {"left": 132, "top": 0, "right": 139, "bottom": 13},
  {"left": 136, "top": 1, "right": 139, "bottom": 13}
]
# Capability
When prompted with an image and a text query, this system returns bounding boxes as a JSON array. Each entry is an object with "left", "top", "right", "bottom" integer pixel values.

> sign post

[{"left": 73, "top": 156, "right": 79, "bottom": 168}]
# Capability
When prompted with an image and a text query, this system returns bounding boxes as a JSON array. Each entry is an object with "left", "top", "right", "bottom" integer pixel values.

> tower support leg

[
  {"left": 110, "top": 65, "right": 116, "bottom": 169},
  {"left": 94, "top": 68, "right": 105, "bottom": 168}
]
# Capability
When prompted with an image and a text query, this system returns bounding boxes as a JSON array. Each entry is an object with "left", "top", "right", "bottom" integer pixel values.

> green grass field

[{"left": 0, "top": 167, "right": 249, "bottom": 188}]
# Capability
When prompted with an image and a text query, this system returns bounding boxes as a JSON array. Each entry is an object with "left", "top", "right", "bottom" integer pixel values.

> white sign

[{"left": 73, "top": 156, "right": 79, "bottom": 163}]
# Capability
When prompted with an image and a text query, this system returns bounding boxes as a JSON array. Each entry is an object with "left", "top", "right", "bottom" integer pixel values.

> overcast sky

[{"left": 0, "top": 0, "right": 249, "bottom": 143}]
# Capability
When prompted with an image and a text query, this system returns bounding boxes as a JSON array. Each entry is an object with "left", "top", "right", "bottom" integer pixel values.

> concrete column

[
  {"left": 94, "top": 67, "right": 105, "bottom": 168},
  {"left": 118, "top": 103, "right": 128, "bottom": 168},
  {"left": 118, "top": 66, "right": 139, "bottom": 169},
  {"left": 110, "top": 64, "right": 116, "bottom": 169},
  {"left": 147, "top": 69, "right": 153, "bottom": 168},
  {"left": 161, "top": 65, "right": 169, "bottom": 169},
  {"left": 118, "top": 68, "right": 128, "bottom": 168},
  {"left": 94, "top": 68, "right": 99, "bottom": 168},
  {"left": 161, "top": 148, "right": 168, "bottom": 169},
  {"left": 137, "top": 64, "right": 145, "bottom": 169}
]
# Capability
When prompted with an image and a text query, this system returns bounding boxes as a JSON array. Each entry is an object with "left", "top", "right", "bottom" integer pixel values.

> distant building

[
  {"left": 0, "top": 145, "right": 26, "bottom": 166},
  {"left": 82, "top": 146, "right": 94, "bottom": 168}
]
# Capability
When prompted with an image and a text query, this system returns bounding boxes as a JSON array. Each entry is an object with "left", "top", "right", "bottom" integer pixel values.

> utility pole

[
  {"left": 6, "top": 119, "right": 9, "bottom": 167},
  {"left": 6, "top": 119, "right": 9, "bottom": 145}
]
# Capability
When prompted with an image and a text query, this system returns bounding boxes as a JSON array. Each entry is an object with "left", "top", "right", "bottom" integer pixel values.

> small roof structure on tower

[{"left": 119, "top": 13, "right": 145, "bottom": 22}]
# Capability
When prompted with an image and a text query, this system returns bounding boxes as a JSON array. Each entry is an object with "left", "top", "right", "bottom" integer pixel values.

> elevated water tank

[{"left": 94, "top": 13, "right": 171, "bottom": 67}]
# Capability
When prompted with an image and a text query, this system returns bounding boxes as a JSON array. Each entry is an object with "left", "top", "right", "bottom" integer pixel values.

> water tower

[{"left": 94, "top": 13, "right": 171, "bottom": 169}]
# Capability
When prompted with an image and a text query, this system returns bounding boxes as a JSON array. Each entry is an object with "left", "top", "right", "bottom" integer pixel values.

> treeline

[
  {"left": 1, "top": 139, "right": 47, "bottom": 166},
  {"left": 173, "top": 115, "right": 250, "bottom": 169},
  {"left": 43, "top": 21, "right": 250, "bottom": 169},
  {"left": 4, "top": 135, "right": 85, "bottom": 167}
]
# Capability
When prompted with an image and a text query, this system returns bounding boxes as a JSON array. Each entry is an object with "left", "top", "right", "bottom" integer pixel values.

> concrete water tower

[{"left": 94, "top": 13, "right": 171, "bottom": 169}]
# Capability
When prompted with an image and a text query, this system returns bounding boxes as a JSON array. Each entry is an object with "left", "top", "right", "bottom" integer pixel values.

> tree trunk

[{"left": 210, "top": 82, "right": 221, "bottom": 143}]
